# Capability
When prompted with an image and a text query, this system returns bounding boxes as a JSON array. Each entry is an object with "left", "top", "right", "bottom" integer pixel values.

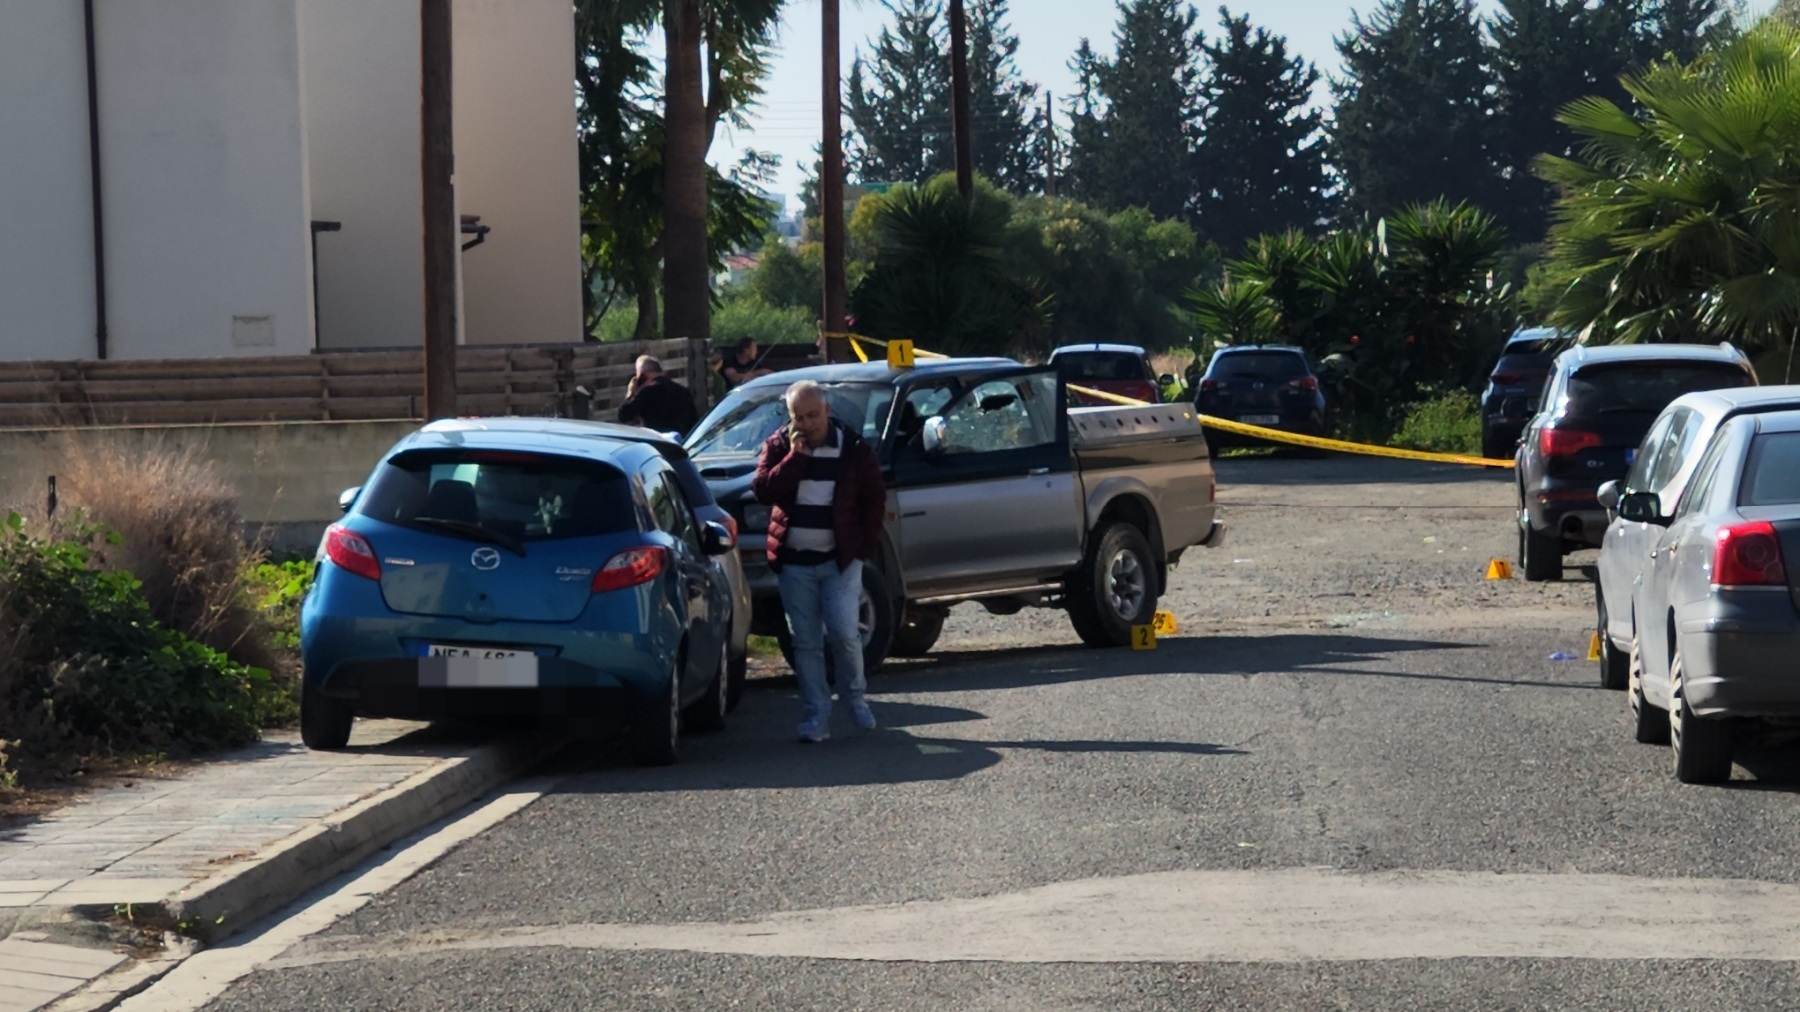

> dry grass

[
  {"left": 53, "top": 436, "right": 283, "bottom": 673},
  {"left": 1152, "top": 348, "right": 1197, "bottom": 380}
]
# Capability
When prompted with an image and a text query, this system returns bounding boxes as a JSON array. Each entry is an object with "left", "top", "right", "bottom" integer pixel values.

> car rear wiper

[{"left": 410, "top": 517, "right": 528, "bottom": 557}]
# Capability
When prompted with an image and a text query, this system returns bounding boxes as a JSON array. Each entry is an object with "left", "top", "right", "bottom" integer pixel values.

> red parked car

[{"left": 1049, "top": 343, "right": 1163, "bottom": 406}]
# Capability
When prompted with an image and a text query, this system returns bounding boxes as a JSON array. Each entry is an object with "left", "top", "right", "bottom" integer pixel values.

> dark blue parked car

[
  {"left": 300, "top": 419, "right": 739, "bottom": 765},
  {"left": 1192, "top": 345, "right": 1326, "bottom": 448}
]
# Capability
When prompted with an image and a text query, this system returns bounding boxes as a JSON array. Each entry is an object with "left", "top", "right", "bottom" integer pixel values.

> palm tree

[{"left": 1536, "top": 21, "right": 1800, "bottom": 375}]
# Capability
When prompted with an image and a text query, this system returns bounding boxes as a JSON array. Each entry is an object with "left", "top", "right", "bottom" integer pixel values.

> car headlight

[{"left": 742, "top": 502, "right": 771, "bottom": 533}]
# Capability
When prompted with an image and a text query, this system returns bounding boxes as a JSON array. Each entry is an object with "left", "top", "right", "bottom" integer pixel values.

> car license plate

[
  {"left": 1242, "top": 415, "right": 1281, "bottom": 425},
  {"left": 420, "top": 645, "right": 539, "bottom": 688}
]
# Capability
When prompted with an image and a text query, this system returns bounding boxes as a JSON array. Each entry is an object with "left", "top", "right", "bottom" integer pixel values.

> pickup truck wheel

[
  {"left": 890, "top": 606, "right": 947, "bottom": 658},
  {"left": 1067, "top": 523, "right": 1158, "bottom": 648},
  {"left": 775, "top": 563, "right": 896, "bottom": 680}
]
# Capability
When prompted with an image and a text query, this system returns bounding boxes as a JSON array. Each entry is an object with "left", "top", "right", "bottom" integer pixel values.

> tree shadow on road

[{"left": 862, "top": 633, "right": 1597, "bottom": 696}]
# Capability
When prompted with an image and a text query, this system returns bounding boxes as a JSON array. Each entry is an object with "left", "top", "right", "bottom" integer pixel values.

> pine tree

[
  {"left": 1064, "top": 40, "right": 1110, "bottom": 203},
  {"left": 846, "top": 0, "right": 952, "bottom": 187},
  {"left": 1192, "top": 7, "right": 1330, "bottom": 251},
  {"left": 1062, "top": 1, "right": 1207, "bottom": 222},
  {"left": 1331, "top": 0, "right": 1499, "bottom": 220},
  {"left": 1643, "top": 0, "right": 1729, "bottom": 63},
  {"left": 965, "top": 0, "right": 1045, "bottom": 194}
]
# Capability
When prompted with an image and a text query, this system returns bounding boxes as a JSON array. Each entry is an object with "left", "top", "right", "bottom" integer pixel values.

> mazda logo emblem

[{"left": 470, "top": 547, "right": 502, "bottom": 571}]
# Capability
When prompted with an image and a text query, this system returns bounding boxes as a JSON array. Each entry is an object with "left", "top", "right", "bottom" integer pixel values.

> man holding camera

[{"left": 752, "top": 381, "right": 886, "bottom": 742}]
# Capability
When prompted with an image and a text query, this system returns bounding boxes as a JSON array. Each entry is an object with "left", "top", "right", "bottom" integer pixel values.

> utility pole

[
  {"left": 1043, "top": 90, "right": 1057, "bottom": 198},
  {"left": 421, "top": 0, "right": 458, "bottom": 419},
  {"left": 948, "top": 0, "right": 973, "bottom": 199},
  {"left": 821, "top": 0, "right": 848, "bottom": 361}
]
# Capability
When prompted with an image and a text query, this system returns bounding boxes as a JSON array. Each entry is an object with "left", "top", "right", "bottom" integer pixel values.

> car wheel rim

[
  {"left": 1107, "top": 549, "right": 1146, "bottom": 622},
  {"left": 1628, "top": 638, "right": 1642, "bottom": 717},
  {"left": 1669, "top": 657, "right": 1683, "bottom": 761},
  {"left": 858, "top": 586, "right": 876, "bottom": 648},
  {"left": 717, "top": 647, "right": 730, "bottom": 721}
]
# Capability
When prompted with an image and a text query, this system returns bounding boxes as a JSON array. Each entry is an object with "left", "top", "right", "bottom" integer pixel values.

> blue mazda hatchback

[{"left": 299, "top": 419, "right": 738, "bottom": 765}]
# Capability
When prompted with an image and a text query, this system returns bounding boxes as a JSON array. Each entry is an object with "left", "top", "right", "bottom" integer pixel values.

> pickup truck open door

[{"left": 887, "top": 366, "right": 1085, "bottom": 599}]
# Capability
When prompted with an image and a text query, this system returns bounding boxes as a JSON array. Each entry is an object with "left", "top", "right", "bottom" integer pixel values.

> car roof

[
  {"left": 735, "top": 356, "right": 1021, "bottom": 391},
  {"left": 1750, "top": 409, "right": 1800, "bottom": 436},
  {"left": 398, "top": 417, "right": 669, "bottom": 468},
  {"left": 1213, "top": 344, "right": 1305, "bottom": 355},
  {"left": 1664, "top": 385, "right": 1800, "bottom": 423},
  {"left": 1557, "top": 342, "right": 1748, "bottom": 370},
  {"left": 1505, "top": 326, "right": 1566, "bottom": 347},
  {"left": 1049, "top": 343, "right": 1147, "bottom": 357}
]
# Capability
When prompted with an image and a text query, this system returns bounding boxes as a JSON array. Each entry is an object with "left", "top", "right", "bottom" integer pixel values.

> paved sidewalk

[{"left": 0, "top": 719, "right": 536, "bottom": 1012}]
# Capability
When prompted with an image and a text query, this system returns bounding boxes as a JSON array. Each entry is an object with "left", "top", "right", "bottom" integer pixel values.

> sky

[{"left": 717, "top": 0, "right": 1771, "bottom": 212}]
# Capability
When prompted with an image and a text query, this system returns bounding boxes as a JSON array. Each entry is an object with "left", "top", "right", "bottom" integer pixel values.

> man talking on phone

[{"left": 753, "top": 381, "right": 886, "bottom": 742}]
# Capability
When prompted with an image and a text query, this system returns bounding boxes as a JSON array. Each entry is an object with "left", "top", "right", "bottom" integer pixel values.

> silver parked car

[
  {"left": 1594, "top": 387, "right": 1800, "bottom": 690},
  {"left": 1619, "top": 410, "right": 1800, "bottom": 783}
]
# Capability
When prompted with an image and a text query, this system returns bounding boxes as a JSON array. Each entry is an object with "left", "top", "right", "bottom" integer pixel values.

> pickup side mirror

[
  {"left": 337, "top": 486, "right": 362, "bottom": 515},
  {"left": 1597, "top": 480, "right": 1622, "bottom": 513},
  {"left": 699, "top": 520, "right": 736, "bottom": 556},
  {"left": 1618, "top": 490, "right": 1668, "bottom": 526},
  {"left": 921, "top": 416, "right": 948, "bottom": 456}
]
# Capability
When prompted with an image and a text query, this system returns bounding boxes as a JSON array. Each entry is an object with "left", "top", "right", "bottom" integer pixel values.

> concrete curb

[{"left": 161, "top": 734, "right": 551, "bottom": 944}]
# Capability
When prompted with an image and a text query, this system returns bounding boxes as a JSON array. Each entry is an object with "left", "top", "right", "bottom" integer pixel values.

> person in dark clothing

[
  {"left": 618, "top": 355, "right": 698, "bottom": 436},
  {"left": 752, "top": 380, "right": 885, "bottom": 742},
  {"left": 720, "top": 337, "right": 772, "bottom": 389}
]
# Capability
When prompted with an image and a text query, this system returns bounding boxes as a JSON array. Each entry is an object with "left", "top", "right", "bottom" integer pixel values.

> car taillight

[
  {"left": 1492, "top": 371, "right": 1522, "bottom": 385},
  {"left": 324, "top": 524, "right": 381, "bottom": 581},
  {"left": 592, "top": 546, "right": 667, "bottom": 594},
  {"left": 1199, "top": 379, "right": 1219, "bottom": 393},
  {"left": 1288, "top": 375, "right": 1319, "bottom": 392},
  {"left": 1539, "top": 427, "right": 1602, "bottom": 457},
  {"left": 1713, "top": 521, "right": 1788, "bottom": 587}
]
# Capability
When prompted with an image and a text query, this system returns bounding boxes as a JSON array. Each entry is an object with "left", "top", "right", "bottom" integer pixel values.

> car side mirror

[
  {"left": 700, "top": 520, "right": 736, "bottom": 556},
  {"left": 1597, "top": 480, "right": 1622, "bottom": 513},
  {"left": 1618, "top": 491, "right": 1668, "bottom": 526},
  {"left": 922, "top": 416, "right": 948, "bottom": 456},
  {"left": 337, "top": 486, "right": 361, "bottom": 514}
]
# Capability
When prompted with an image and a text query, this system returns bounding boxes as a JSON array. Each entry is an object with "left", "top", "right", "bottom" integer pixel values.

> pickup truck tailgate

[{"left": 1070, "top": 404, "right": 1216, "bottom": 555}]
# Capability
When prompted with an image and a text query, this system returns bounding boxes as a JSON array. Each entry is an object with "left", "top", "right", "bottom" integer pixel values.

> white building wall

[
  {"left": 454, "top": 0, "right": 582, "bottom": 345},
  {"left": 299, "top": 0, "right": 426, "bottom": 350},
  {"left": 0, "top": 1, "right": 98, "bottom": 360},
  {"left": 97, "top": 0, "right": 315, "bottom": 359}
]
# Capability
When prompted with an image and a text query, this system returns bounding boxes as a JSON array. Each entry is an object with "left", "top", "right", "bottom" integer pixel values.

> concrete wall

[
  {"left": 0, "top": 1, "right": 98, "bottom": 361},
  {"left": 299, "top": 0, "right": 426, "bottom": 351},
  {"left": 0, "top": 420, "right": 418, "bottom": 554},
  {"left": 97, "top": 0, "right": 316, "bottom": 359},
  {"left": 454, "top": 0, "right": 583, "bottom": 346}
]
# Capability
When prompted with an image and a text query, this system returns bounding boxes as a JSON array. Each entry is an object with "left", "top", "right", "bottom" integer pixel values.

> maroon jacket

[{"left": 752, "top": 421, "right": 886, "bottom": 571}]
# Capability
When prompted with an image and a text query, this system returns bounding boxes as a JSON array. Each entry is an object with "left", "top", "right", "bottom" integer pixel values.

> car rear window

[
  {"left": 1055, "top": 352, "right": 1150, "bottom": 382},
  {"left": 1566, "top": 362, "right": 1751, "bottom": 414},
  {"left": 357, "top": 450, "right": 637, "bottom": 541},
  {"left": 1492, "top": 353, "right": 1553, "bottom": 379},
  {"left": 1740, "top": 432, "right": 1800, "bottom": 507},
  {"left": 1211, "top": 351, "right": 1308, "bottom": 380}
]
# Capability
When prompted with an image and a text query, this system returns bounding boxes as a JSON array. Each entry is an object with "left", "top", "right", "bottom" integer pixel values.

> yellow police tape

[{"left": 817, "top": 331, "right": 1513, "bottom": 469}]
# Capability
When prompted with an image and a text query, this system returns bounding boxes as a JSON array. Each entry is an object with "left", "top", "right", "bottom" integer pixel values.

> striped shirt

[{"left": 780, "top": 424, "right": 842, "bottom": 566}]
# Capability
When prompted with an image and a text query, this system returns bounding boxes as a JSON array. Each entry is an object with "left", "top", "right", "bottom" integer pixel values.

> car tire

[
  {"left": 1628, "top": 634, "right": 1669, "bottom": 745},
  {"left": 1066, "top": 523, "right": 1158, "bottom": 648},
  {"left": 683, "top": 643, "right": 729, "bottom": 734},
  {"left": 1669, "top": 647, "right": 1731, "bottom": 784},
  {"left": 774, "top": 562, "right": 896, "bottom": 679},
  {"left": 300, "top": 681, "right": 353, "bottom": 751},
  {"left": 1596, "top": 592, "right": 1628, "bottom": 690},
  {"left": 1519, "top": 514, "right": 1561, "bottom": 582},
  {"left": 725, "top": 650, "right": 748, "bottom": 713},
  {"left": 631, "top": 664, "right": 681, "bottom": 767},
  {"left": 889, "top": 605, "right": 947, "bottom": 658},
  {"left": 1481, "top": 433, "right": 1508, "bottom": 461}
]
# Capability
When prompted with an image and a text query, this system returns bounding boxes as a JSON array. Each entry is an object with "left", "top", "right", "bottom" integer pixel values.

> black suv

[
  {"left": 1481, "top": 328, "right": 1566, "bottom": 459},
  {"left": 1515, "top": 342, "right": 1756, "bottom": 581},
  {"left": 1193, "top": 345, "right": 1326, "bottom": 448}
]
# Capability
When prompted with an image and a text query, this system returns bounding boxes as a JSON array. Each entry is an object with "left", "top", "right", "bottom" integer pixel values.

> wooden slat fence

[{"left": 0, "top": 339, "right": 707, "bottom": 428}]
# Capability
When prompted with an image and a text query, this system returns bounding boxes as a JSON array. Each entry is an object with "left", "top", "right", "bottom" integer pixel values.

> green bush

[
  {"left": 247, "top": 559, "right": 314, "bottom": 652},
  {"left": 713, "top": 296, "right": 817, "bottom": 347},
  {"left": 0, "top": 514, "right": 292, "bottom": 790},
  {"left": 1392, "top": 390, "right": 1482, "bottom": 455}
]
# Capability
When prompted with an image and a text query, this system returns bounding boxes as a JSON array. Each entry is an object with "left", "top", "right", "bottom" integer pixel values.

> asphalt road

[{"left": 192, "top": 456, "right": 1800, "bottom": 1011}]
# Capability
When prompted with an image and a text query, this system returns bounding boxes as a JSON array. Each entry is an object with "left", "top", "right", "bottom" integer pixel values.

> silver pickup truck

[{"left": 685, "top": 358, "right": 1223, "bottom": 669}]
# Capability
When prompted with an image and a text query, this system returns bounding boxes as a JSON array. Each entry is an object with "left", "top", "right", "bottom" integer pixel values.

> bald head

[{"left": 785, "top": 381, "right": 830, "bottom": 447}]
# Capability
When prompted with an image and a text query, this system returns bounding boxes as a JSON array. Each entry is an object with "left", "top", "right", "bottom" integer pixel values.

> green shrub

[
  {"left": 713, "top": 296, "right": 817, "bottom": 347},
  {"left": 247, "top": 559, "right": 314, "bottom": 653},
  {"left": 0, "top": 514, "right": 291, "bottom": 790},
  {"left": 1392, "top": 390, "right": 1482, "bottom": 455}
]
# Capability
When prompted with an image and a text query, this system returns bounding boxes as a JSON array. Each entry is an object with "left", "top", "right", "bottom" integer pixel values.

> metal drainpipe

[{"left": 83, "top": 0, "right": 109, "bottom": 360}]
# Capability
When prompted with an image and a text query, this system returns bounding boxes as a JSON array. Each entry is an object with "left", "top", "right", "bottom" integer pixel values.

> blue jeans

[{"left": 778, "top": 559, "right": 866, "bottom": 727}]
